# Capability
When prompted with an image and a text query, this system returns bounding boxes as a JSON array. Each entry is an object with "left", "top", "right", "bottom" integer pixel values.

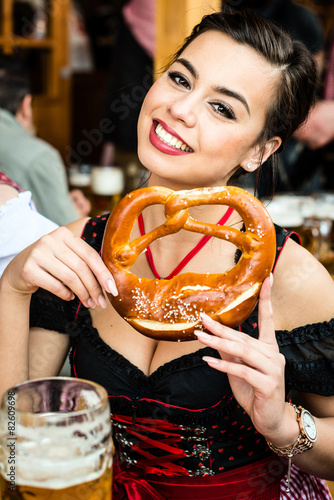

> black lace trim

[
  {"left": 276, "top": 318, "right": 334, "bottom": 346},
  {"left": 285, "top": 357, "right": 334, "bottom": 395},
  {"left": 277, "top": 319, "right": 334, "bottom": 396}
]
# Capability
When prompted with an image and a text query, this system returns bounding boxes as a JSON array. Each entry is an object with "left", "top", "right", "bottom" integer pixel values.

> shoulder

[
  {"left": 66, "top": 217, "right": 91, "bottom": 237},
  {"left": 272, "top": 237, "right": 334, "bottom": 330},
  {"left": 26, "top": 140, "right": 63, "bottom": 171},
  {"left": 0, "top": 130, "right": 60, "bottom": 172}
]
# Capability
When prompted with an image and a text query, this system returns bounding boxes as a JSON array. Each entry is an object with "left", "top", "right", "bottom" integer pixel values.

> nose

[{"left": 168, "top": 94, "right": 197, "bottom": 128}]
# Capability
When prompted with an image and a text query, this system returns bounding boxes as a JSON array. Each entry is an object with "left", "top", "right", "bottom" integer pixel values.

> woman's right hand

[{"left": 2, "top": 225, "right": 118, "bottom": 309}]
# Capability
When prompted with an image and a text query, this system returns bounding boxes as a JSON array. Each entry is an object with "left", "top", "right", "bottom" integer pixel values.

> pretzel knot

[{"left": 102, "top": 186, "right": 276, "bottom": 341}]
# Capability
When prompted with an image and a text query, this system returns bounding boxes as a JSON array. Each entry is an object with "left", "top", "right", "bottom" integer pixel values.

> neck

[
  {"left": 147, "top": 173, "right": 189, "bottom": 192},
  {"left": 15, "top": 112, "right": 34, "bottom": 133},
  {"left": 148, "top": 172, "right": 234, "bottom": 194}
]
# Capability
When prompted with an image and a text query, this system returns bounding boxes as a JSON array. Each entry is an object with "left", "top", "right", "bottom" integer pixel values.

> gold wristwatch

[{"left": 266, "top": 403, "right": 317, "bottom": 492}]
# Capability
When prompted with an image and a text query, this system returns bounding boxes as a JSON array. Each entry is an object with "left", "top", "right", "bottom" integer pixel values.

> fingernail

[
  {"left": 87, "top": 298, "right": 95, "bottom": 309},
  {"left": 200, "top": 312, "right": 215, "bottom": 324},
  {"left": 202, "top": 356, "right": 219, "bottom": 365},
  {"left": 194, "top": 330, "right": 212, "bottom": 341},
  {"left": 98, "top": 294, "right": 107, "bottom": 309},
  {"left": 270, "top": 273, "right": 274, "bottom": 287},
  {"left": 107, "top": 278, "right": 118, "bottom": 297}
]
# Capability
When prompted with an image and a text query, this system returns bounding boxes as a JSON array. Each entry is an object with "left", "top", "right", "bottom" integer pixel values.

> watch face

[{"left": 302, "top": 411, "right": 317, "bottom": 441}]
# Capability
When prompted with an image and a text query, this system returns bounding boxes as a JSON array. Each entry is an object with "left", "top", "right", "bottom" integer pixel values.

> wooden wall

[{"left": 155, "top": 0, "right": 221, "bottom": 73}]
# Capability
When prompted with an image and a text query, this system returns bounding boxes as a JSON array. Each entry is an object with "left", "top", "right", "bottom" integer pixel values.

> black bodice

[{"left": 30, "top": 215, "right": 334, "bottom": 475}]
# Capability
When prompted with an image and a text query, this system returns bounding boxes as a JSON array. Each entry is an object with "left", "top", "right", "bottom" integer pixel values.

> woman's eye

[
  {"left": 211, "top": 102, "right": 236, "bottom": 120},
  {"left": 168, "top": 71, "right": 190, "bottom": 89}
]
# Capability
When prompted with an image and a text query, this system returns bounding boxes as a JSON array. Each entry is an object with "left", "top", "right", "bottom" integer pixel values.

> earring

[{"left": 246, "top": 162, "right": 253, "bottom": 169}]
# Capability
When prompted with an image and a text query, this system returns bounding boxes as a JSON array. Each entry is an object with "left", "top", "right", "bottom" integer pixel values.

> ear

[
  {"left": 16, "top": 94, "right": 33, "bottom": 130},
  {"left": 240, "top": 137, "right": 282, "bottom": 172}
]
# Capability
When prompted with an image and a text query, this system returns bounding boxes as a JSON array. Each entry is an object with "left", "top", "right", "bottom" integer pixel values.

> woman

[{"left": 1, "top": 8, "right": 334, "bottom": 500}]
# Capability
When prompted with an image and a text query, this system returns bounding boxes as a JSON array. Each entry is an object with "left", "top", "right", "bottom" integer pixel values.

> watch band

[{"left": 265, "top": 402, "right": 316, "bottom": 492}]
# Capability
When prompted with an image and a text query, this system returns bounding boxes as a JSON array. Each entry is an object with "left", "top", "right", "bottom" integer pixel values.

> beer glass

[
  {"left": 0, "top": 377, "right": 112, "bottom": 499},
  {"left": 90, "top": 166, "right": 124, "bottom": 217}
]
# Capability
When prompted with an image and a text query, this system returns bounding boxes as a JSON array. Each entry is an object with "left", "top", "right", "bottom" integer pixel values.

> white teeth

[{"left": 155, "top": 122, "right": 192, "bottom": 152}]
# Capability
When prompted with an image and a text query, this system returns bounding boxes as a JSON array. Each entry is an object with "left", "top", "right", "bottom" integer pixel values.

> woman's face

[{"left": 138, "top": 30, "right": 281, "bottom": 189}]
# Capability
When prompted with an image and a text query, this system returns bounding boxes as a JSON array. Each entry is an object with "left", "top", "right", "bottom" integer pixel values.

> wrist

[
  {"left": 265, "top": 403, "right": 317, "bottom": 494},
  {"left": 0, "top": 266, "right": 35, "bottom": 299},
  {"left": 266, "top": 402, "right": 317, "bottom": 454},
  {"left": 265, "top": 402, "right": 300, "bottom": 449}
]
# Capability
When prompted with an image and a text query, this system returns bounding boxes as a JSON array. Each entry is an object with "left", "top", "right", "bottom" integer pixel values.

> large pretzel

[{"left": 101, "top": 186, "right": 276, "bottom": 341}]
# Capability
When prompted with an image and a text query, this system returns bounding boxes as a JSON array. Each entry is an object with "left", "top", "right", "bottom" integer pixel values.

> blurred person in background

[
  {"left": 225, "top": 0, "right": 324, "bottom": 60},
  {"left": 225, "top": 0, "right": 326, "bottom": 195},
  {"left": 296, "top": 29, "right": 334, "bottom": 150},
  {"left": 292, "top": 27, "right": 334, "bottom": 190},
  {"left": 0, "top": 55, "right": 91, "bottom": 226},
  {"left": 99, "top": 0, "right": 155, "bottom": 174}
]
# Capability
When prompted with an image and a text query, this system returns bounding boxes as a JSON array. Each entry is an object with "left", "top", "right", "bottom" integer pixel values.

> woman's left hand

[{"left": 195, "top": 276, "right": 298, "bottom": 446}]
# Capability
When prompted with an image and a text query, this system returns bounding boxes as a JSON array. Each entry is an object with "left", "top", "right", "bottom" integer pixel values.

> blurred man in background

[{"left": 0, "top": 55, "right": 90, "bottom": 225}]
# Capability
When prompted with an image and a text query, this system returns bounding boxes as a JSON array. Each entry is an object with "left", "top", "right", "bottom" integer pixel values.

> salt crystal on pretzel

[{"left": 101, "top": 186, "right": 276, "bottom": 341}]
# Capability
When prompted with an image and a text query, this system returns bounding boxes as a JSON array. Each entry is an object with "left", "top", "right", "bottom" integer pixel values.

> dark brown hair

[
  {"left": 0, "top": 55, "right": 31, "bottom": 116},
  {"left": 168, "top": 6, "right": 318, "bottom": 195}
]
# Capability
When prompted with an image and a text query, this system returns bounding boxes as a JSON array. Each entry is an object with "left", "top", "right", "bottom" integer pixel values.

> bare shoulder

[
  {"left": 65, "top": 217, "right": 91, "bottom": 237},
  {"left": 271, "top": 237, "right": 334, "bottom": 330}
]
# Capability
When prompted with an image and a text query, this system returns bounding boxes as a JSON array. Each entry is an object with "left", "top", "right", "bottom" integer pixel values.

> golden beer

[
  {"left": 0, "top": 465, "right": 112, "bottom": 499},
  {"left": 0, "top": 378, "right": 113, "bottom": 500},
  {"left": 90, "top": 166, "right": 124, "bottom": 217}
]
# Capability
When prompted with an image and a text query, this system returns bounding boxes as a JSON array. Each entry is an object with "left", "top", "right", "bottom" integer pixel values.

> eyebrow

[{"left": 176, "top": 57, "right": 250, "bottom": 116}]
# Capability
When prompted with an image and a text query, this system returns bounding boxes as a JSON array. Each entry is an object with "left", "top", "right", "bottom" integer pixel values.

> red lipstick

[
  {"left": 149, "top": 121, "right": 193, "bottom": 156},
  {"left": 158, "top": 119, "right": 190, "bottom": 146}
]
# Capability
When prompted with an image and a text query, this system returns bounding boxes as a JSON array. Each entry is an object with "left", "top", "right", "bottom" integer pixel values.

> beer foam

[
  {"left": 1, "top": 445, "right": 112, "bottom": 489},
  {"left": 74, "top": 388, "right": 103, "bottom": 411},
  {"left": 0, "top": 411, "right": 112, "bottom": 489}
]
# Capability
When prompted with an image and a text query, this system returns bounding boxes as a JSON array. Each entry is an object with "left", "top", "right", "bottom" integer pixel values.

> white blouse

[{"left": 0, "top": 191, "right": 58, "bottom": 276}]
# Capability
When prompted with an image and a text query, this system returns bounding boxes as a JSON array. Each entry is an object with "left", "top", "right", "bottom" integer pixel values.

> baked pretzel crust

[{"left": 101, "top": 186, "right": 276, "bottom": 341}]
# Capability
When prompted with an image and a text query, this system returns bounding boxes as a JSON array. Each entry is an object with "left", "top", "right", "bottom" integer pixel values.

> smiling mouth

[{"left": 154, "top": 121, "right": 193, "bottom": 152}]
